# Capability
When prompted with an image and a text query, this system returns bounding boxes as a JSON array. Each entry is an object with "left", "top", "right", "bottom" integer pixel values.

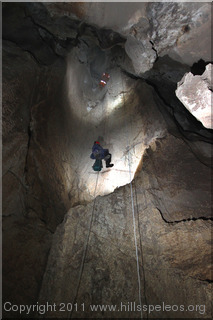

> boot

[{"left": 106, "top": 163, "right": 114, "bottom": 168}]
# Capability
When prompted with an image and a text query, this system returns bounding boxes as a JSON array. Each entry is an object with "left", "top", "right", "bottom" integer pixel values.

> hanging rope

[
  {"left": 127, "top": 147, "right": 143, "bottom": 319},
  {"left": 101, "top": 84, "right": 108, "bottom": 146},
  {"left": 69, "top": 171, "right": 100, "bottom": 319},
  {"left": 69, "top": 70, "right": 143, "bottom": 318},
  {"left": 134, "top": 180, "right": 148, "bottom": 312},
  {"left": 122, "top": 79, "right": 143, "bottom": 319},
  {"left": 69, "top": 84, "right": 107, "bottom": 318}
]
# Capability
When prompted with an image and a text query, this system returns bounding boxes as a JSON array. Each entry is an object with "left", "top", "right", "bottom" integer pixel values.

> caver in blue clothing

[{"left": 90, "top": 141, "right": 114, "bottom": 168}]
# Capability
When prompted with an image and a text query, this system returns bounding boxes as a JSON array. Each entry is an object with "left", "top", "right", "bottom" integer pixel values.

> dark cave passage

[
  {"left": 2, "top": 2, "right": 212, "bottom": 319},
  {"left": 191, "top": 59, "right": 211, "bottom": 76}
]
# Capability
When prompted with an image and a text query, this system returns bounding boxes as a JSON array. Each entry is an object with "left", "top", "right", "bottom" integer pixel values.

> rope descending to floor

[
  {"left": 69, "top": 172, "right": 100, "bottom": 319},
  {"left": 122, "top": 78, "right": 143, "bottom": 319}
]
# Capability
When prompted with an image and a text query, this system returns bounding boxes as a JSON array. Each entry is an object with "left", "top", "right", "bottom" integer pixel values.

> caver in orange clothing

[{"left": 99, "top": 72, "right": 110, "bottom": 88}]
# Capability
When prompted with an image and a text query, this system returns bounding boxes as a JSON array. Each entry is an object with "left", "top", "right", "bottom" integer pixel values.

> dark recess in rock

[{"left": 191, "top": 58, "right": 211, "bottom": 75}]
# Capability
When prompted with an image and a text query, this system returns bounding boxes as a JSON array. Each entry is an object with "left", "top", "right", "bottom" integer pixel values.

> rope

[
  {"left": 101, "top": 85, "right": 108, "bottom": 146},
  {"left": 69, "top": 172, "right": 100, "bottom": 319},
  {"left": 134, "top": 180, "right": 148, "bottom": 313},
  {"left": 127, "top": 149, "right": 143, "bottom": 319},
  {"left": 122, "top": 81, "right": 143, "bottom": 319}
]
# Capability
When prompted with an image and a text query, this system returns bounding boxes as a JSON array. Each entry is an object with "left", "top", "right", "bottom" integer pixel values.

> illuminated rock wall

[
  {"left": 65, "top": 48, "right": 167, "bottom": 203},
  {"left": 2, "top": 2, "right": 212, "bottom": 319},
  {"left": 39, "top": 134, "right": 212, "bottom": 319}
]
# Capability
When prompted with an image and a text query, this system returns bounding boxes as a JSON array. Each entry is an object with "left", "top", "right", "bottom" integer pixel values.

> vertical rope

[
  {"left": 134, "top": 181, "right": 148, "bottom": 317},
  {"left": 127, "top": 148, "right": 143, "bottom": 319},
  {"left": 101, "top": 86, "right": 108, "bottom": 146},
  {"left": 69, "top": 172, "right": 100, "bottom": 319},
  {"left": 122, "top": 81, "right": 143, "bottom": 319}
]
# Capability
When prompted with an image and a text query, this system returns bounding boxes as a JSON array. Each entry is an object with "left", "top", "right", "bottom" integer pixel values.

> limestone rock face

[
  {"left": 2, "top": 2, "right": 212, "bottom": 319},
  {"left": 3, "top": 34, "right": 72, "bottom": 230},
  {"left": 2, "top": 39, "right": 70, "bottom": 310},
  {"left": 146, "top": 2, "right": 211, "bottom": 64},
  {"left": 54, "top": 1, "right": 210, "bottom": 68},
  {"left": 2, "top": 41, "right": 38, "bottom": 218},
  {"left": 39, "top": 135, "right": 212, "bottom": 319},
  {"left": 125, "top": 35, "right": 156, "bottom": 74},
  {"left": 3, "top": 215, "right": 52, "bottom": 310},
  {"left": 176, "top": 64, "right": 212, "bottom": 129},
  {"left": 141, "top": 135, "right": 212, "bottom": 221},
  {"left": 3, "top": 3, "right": 60, "bottom": 65},
  {"left": 24, "top": 59, "right": 73, "bottom": 231},
  {"left": 42, "top": 2, "right": 211, "bottom": 71},
  {"left": 65, "top": 48, "right": 167, "bottom": 204}
]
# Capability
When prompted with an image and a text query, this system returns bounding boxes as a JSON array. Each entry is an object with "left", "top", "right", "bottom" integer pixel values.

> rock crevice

[{"left": 156, "top": 207, "right": 213, "bottom": 224}]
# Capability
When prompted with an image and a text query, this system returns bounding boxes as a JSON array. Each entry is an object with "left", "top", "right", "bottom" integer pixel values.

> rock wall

[
  {"left": 3, "top": 41, "right": 36, "bottom": 219},
  {"left": 2, "top": 6, "right": 75, "bottom": 310},
  {"left": 2, "top": 2, "right": 212, "bottom": 319},
  {"left": 43, "top": 2, "right": 211, "bottom": 69},
  {"left": 38, "top": 134, "right": 212, "bottom": 319},
  {"left": 64, "top": 47, "right": 168, "bottom": 204},
  {"left": 2, "top": 41, "right": 53, "bottom": 311},
  {"left": 24, "top": 59, "right": 72, "bottom": 231}
]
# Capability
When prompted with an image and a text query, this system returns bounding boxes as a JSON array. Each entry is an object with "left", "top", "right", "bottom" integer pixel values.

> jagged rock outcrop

[
  {"left": 176, "top": 64, "right": 212, "bottom": 129},
  {"left": 125, "top": 34, "right": 157, "bottom": 74},
  {"left": 145, "top": 2, "right": 211, "bottom": 64},
  {"left": 43, "top": 2, "right": 211, "bottom": 70}
]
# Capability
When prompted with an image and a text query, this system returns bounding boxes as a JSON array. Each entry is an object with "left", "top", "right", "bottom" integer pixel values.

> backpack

[{"left": 92, "top": 159, "right": 103, "bottom": 171}]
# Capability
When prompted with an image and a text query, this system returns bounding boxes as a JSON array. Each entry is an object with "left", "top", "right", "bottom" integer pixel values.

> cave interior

[{"left": 2, "top": 2, "right": 213, "bottom": 319}]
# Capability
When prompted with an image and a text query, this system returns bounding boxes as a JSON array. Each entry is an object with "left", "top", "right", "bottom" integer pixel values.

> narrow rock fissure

[
  {"left": 199, "top": 279, "right": 213, "bottom": 283},
  {"left": 149, "top": 40, "right": 158, "bottom": 60},
  {"left": 157, "top": 208, "right": 213, "bottom": 224},
  {"left": 24, "top": 125, "right": 32, "bottom": 176}
]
